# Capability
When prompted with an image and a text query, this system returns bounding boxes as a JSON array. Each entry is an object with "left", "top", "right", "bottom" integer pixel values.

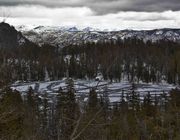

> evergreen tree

[
  {"left": 56, "top": 79, "right": 78, "bottom": 140},
  {"left": 0, "top": 87, "right": 24, "bottom": 140}
]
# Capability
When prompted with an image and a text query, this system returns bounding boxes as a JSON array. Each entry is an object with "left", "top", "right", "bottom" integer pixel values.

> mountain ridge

[
  {"left": 16, "top": 25, "right": 180, "bottom": 32},
  {"left": 16, "top": 25, "right": 180, "bottom": 48},
  {"left": 0, "top": 22, "right": 34, "bottom": 48}
]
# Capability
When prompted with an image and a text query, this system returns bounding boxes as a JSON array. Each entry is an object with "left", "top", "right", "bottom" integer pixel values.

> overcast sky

[{"left": 0, "top": 0, "right": 180, "bottom": 30}]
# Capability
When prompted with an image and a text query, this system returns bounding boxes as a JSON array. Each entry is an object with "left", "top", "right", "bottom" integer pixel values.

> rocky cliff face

[{"left": 0, "top": 22, "right": 28, "bottom": 48}]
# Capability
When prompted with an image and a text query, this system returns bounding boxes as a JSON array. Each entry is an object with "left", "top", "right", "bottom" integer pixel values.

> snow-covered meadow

[{"left": 11, "top": 79, "right": 180, "bottom": 103}]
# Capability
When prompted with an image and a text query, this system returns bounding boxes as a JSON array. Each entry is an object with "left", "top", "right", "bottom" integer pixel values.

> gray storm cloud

[
  {"left": 0, "top": 0, "right": 180, "bottom": 14},
  {"left": 0, "top": 5, "right": 180, "bottom": 30},
  {"left": 0, "top": 0, "right": 180, "bottom": 29}
]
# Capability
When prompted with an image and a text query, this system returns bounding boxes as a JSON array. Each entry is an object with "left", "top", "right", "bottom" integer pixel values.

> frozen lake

[{"left": 11, "top": 79, "right": 180, "bottom": 103}]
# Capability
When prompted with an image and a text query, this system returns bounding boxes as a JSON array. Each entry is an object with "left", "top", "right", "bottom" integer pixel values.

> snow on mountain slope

[{"left": 16, "top": 25, "right": 180, "bottom": 47}]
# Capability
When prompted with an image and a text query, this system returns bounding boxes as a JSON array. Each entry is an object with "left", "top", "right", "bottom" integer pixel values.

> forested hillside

[
  {"left": 0, "top": 37, "right": 180, "bottom": 87},
  {"left": 0, "top": 23, "right": 180, "bottom": 140}
]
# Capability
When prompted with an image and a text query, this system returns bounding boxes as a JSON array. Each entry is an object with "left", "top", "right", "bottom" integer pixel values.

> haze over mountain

[
  {"left": 1, "top": 1, "right": 180, "bottom": 140},
  {"left": 1, "top": 22, "right": 180, "bottom": 49},
  {"left": 16, "top": 25, "right": 180, "bottom": 48}
]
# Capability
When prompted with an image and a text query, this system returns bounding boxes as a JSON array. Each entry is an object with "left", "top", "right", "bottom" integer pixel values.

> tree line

[
  {"left": 0, "top": 38, "right": 180, "bottom": 87},
  {"left": 0, "top": 79, "right": 180, "bottom": 140}
]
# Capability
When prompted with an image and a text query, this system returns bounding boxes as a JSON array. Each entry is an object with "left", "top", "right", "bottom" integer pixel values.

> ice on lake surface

[{"left": 11, "top": 79, "right": 180, "bottom": 103}]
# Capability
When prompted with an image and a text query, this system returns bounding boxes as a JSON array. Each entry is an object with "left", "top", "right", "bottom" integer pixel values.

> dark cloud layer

[{"left": 0, "top": 0, "right": 180, "bottom": 14}]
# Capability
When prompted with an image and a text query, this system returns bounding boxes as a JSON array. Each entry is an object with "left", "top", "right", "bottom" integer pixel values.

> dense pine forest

[
  {"left": 0, "top": 0, "right": 180, "bottom": 138},
  {"left": 0, "top": 38, "right": 180, "bottom": 87},
  {"left": 0, "top": 80, "right": 180, "bottom": 140},
  {"left": 0, "top": 27, "right": 180, "bottom": 139}
]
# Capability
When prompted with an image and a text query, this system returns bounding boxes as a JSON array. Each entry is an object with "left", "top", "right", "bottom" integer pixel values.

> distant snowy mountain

[
  {"left": 82, "top": 27, "right": 97, "bottom": 32},
  {"left": 16, "top": 25, "right": 180, "bottom": 48}
]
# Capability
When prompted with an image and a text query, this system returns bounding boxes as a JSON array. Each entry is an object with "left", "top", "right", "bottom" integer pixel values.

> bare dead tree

[{"left": 70, "top": 107, "right": 103, "bottom": 140}]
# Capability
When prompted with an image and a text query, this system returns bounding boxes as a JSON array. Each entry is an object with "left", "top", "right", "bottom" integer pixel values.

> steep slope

[{"left": 0, "top": 22, "right": 29, "bottom": 48}]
